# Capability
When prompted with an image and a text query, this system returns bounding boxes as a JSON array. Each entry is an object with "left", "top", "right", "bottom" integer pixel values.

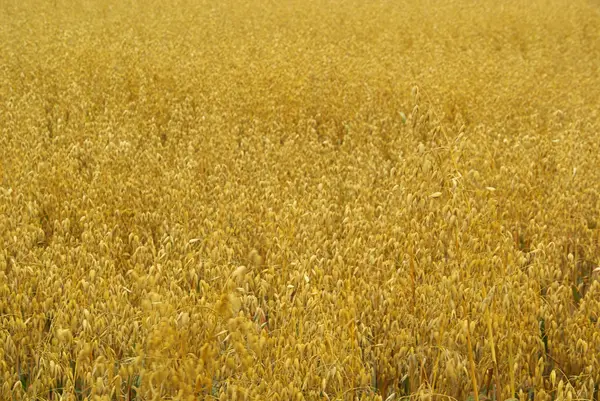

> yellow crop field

[{"left": 1, "top": 0, "right": 600, "bottom": 400}]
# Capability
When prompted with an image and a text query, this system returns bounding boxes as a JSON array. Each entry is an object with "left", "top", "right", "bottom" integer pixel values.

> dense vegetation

[{"left": 1, "top": 0, "right": 600, "bottom": 400}]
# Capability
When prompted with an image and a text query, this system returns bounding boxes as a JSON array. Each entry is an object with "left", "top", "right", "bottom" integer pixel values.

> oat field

[{"left": 1, "top": 0, "right": 600, "bottom": 400}]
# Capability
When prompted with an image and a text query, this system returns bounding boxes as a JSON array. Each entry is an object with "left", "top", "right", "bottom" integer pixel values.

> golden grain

[{"left": 1, "top": 0, "right": 599, "bottom": 399}]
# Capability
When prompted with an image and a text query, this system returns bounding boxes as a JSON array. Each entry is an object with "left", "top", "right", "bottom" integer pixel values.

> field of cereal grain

[{"left": 1, "top": 0, "right": 600, "bottom": 400}]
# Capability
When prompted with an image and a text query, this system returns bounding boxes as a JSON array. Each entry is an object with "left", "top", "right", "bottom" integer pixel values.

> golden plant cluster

[{"left": 1, "top": 0, "right": 600, "bottom": 400}]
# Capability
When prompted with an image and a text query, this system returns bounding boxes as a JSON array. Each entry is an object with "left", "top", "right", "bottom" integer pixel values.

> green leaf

[{"left": 399, "top": 112, "right": 407, "bottom": 124}]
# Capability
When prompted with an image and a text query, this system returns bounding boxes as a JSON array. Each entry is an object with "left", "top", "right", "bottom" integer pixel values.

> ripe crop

[{"left": 1, "top": 0, "right": 599, "bottom": 400}]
